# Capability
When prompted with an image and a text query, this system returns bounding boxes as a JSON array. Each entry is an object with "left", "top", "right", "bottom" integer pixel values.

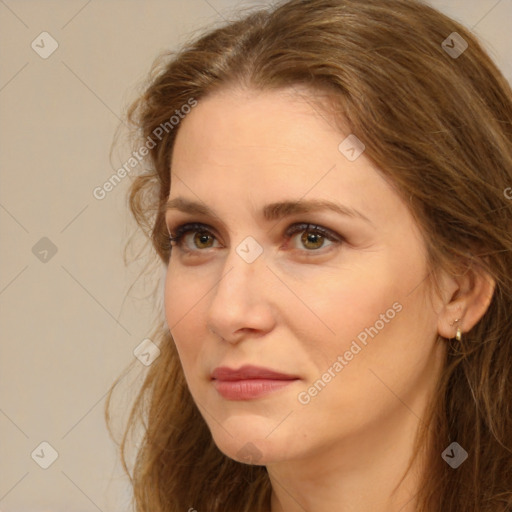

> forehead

[
  {"left": 168, "top": 87, "right": 402, "bottom": 229},
  {"left": 171, "top": 88, "right": 372, "bottom": 184},
  {"left": 172, "top": 86, "right": 341, "bottom": 151}
]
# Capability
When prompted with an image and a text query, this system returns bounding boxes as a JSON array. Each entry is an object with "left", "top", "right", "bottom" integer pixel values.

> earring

[{"left": 452, "top": 318, "right": 462, "bottom": 341}]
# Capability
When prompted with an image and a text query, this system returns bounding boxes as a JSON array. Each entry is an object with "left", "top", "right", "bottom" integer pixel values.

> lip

[
  {"left": 211, "top": 365, "right": 300, "bottom": 400},
  {"left": 211, "top": 365, "right": 299, "bottom": 381}
]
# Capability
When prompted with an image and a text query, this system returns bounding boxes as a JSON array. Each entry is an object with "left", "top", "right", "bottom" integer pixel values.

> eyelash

[{"left": 167, "top": 222, "right": 343, "bottom": 255}]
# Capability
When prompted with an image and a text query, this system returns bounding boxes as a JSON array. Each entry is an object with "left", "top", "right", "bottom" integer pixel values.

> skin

[{"left": 163, "top": 86, "right": 495, "bottom": 512}]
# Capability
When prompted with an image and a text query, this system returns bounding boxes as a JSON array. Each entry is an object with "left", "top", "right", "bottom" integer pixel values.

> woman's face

[{"left": 163, "top": 87, "right": 447, "bottom": 466}]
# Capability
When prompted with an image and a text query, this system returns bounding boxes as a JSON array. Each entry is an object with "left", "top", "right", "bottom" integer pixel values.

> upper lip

[{"left": 211, "top": 365, "right": 299, "bottom": 381}]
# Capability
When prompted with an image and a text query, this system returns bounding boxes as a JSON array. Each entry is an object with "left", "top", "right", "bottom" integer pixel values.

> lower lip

[{"left": 212, "top": 379, "right": 298, "bottom": 400}]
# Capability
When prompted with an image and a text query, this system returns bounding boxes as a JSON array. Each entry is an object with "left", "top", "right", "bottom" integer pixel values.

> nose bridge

[
  {"left": 206, "top": 240, "right": 271, "bottom": 337},
  {"left": 211, "top": 244, "right": 261, "bottom": 310}
]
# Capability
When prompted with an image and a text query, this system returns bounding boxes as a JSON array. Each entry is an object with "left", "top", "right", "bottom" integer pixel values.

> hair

[{"left": 105, "top": 0, "right": 512, "bottom": 510}]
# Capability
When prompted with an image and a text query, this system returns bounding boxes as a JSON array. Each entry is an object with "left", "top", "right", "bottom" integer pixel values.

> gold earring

[{"left": 453, "top": 318, "right": 462, "bottom": 341}]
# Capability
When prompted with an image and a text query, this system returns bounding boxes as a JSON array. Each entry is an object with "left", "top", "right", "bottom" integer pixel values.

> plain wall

[{"left": 1, "top": 0, "right": 511, "bottom": 510}]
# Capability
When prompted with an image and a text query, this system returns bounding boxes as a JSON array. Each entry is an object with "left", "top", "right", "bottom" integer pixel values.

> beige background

[{"left": 1, "top": 1, "right": 511, "bottom": 511}]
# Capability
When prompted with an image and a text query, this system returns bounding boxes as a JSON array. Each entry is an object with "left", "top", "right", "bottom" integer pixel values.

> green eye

[{"left": 167, "top": 221, "right": 343, "bottom": 254}]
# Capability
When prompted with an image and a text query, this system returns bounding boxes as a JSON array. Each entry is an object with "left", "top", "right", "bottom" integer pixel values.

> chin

[{"left": 208, "top": 422, "right": 293, "bottom": 466}]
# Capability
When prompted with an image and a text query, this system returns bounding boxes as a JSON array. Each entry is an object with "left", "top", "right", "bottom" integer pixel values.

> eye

[
  {"left": 168, "top": 222, "right": 219, "bottom": 252},
  {"left": 284, "top": 223, "right": 342, "bottom": 253},
  {"left": 167, "top": 221, "right": 343, "bottom": 254}
]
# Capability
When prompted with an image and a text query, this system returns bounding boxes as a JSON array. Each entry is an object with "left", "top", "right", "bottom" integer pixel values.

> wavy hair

[{"left": 105, "top": 0, "right": 512, "bottom": 510}]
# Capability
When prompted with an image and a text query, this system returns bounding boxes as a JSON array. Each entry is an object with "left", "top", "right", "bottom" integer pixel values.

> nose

[{"left": 205, "top": 246, "right": 275, "bottom": 344}]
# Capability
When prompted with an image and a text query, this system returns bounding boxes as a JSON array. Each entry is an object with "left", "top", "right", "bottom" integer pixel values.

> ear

[{"left": 437, "top": 261, "right": 496, "bottom": 339}]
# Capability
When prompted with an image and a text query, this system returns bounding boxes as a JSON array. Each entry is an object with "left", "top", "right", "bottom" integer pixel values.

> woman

[{"left": 105, "top": 0, "right": 512, "bottom": 510}]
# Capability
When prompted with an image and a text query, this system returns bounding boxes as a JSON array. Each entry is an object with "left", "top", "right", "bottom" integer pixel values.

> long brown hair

[{"left": 105, "top": 1, "right": 512, "bottom": 510}]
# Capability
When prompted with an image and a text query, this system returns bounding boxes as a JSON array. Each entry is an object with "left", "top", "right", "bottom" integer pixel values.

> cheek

[
  {"left": 164, "top": 261, "right": 206, "bottom": 325},
  {"left": 291, "top": 253, "right": 429, "bottom": 389},
  {"left": 297, "top": 262, "right": 437, "bottom": 406},
  {"left": 163, "top": 265, "right": 205, "bottom": 365},
  {"left": 290, "top": 263, "right": 402, "bottom": 359}
]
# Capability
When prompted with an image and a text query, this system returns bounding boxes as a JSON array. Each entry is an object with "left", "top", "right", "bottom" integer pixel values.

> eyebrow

[{"left": 164, "top": 197, "right": 373, "bottom": 225}]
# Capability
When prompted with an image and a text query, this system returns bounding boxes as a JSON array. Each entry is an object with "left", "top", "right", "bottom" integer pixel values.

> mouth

[{"left": 211, "top": 365, "right": 300, "bottom": 401}]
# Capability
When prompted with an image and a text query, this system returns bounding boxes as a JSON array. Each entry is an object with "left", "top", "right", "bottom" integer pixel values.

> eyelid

[
  {"left": 168, "top": 221, "right": 219, "bottom": 240},
  {"left": 285, "top": 223, "right": 342, "bottom": 243}
]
